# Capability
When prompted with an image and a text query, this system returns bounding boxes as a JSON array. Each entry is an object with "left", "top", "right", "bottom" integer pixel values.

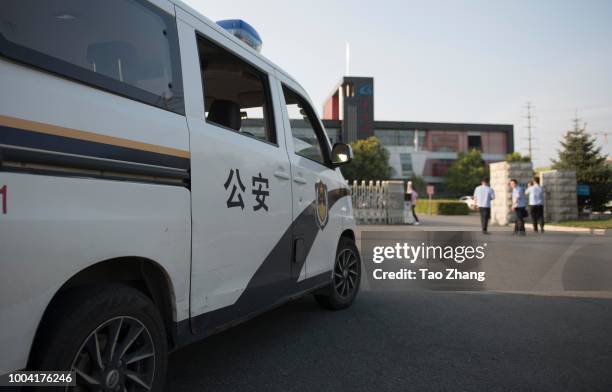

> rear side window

[
  {"left": 196, "top": 35, "right": 276, "bottom": 145},
  {"left": 0, "top": 0, "right": 184, "bottom": 114}
]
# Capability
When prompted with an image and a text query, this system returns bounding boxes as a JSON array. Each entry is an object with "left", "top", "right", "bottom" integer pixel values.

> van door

[
  {"left": 278, "top": 81, "right": 348, "bottom": 283},
  {"left": 176, "top": 17, "right": 293, "bottom": 325}
]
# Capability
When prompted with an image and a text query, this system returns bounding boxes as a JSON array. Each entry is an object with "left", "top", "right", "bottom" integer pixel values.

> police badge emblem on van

[{"left": 315, "top": 180, "right": 329, "bottom": 229}]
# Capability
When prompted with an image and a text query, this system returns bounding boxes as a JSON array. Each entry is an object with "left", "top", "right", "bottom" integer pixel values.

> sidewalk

[
  {"left": 359, "top": 214, "right": 609, "bottom": 235},
  {"left": 542, "top": 224, "right": 609, "bottom": 235}
]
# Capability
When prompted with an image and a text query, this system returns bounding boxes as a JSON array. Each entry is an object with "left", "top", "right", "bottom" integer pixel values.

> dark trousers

[
  {"left": 529, "top": 205, "right": 544, "bottom": 232},
  {"left": 514, "top": 207, "right": 526, "bottom": 233},
  {"left": 479, "top": 207, "right": 491, "bottom": 232},
  {"left": 411, "top": 206, "right": 419, "bottom": 222}
]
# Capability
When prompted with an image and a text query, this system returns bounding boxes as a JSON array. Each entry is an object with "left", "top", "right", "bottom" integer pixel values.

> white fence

[{"left": 349, "top": 180, "right": 405, "bottom": 224}]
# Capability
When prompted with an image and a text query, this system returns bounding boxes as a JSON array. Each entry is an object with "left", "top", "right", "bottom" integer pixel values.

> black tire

[
  {"left": 28, "top": 283, "right": 167, "bottom": 392},
  {"left": 314, "top": 237, "right": 361, "bottom": 310}
]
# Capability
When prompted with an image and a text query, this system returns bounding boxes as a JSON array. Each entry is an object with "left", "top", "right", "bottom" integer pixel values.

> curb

[{"left": 542, "top": 225, "right": 609, "bottom": 235}]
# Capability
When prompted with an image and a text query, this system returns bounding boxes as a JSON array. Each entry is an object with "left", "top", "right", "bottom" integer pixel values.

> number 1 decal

[{"left": 0, "top": 185, "right": 6, "bottom": 214}]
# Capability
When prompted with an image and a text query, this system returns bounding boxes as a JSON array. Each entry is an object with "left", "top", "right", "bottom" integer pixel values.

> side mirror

[{"left": 331, "top": 143, "right": 353, "bottom": 167}]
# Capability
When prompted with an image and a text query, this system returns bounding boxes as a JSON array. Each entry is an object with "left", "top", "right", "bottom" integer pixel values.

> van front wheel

[
  {"left": 314, "top": 237, "right": 361, "bottom": 310},
  {"left": 30, "top": 284, "right": 167, "bottom": 392}
]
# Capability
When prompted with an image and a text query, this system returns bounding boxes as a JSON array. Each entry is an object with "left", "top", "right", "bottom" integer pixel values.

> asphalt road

[
  {"left": 167, "top": 222, "right": 612, "bottom": 392},
  {"left": 167, "top": 295, "right": 612, "bottom": 391}
]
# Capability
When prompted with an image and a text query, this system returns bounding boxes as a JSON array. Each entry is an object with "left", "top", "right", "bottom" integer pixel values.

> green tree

[
  {"left": 341, "top": 136, "right": 393, "bottom": 182},
  {"left": 444, "top": 149, "right": 488, "bottom": 196},
  {"left": 506, "top": 152, "right": 531, "bottom": 162},
  {"left": 552, "top": 124, "right": 611, "bottom": 211}
]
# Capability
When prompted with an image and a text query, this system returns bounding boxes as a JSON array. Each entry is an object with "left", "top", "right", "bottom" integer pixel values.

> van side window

[
  {"left": 196, "top": 35, "right": 276, "bottom": 145},
  {"left": 282, "top": 85, "right": 329, "bottom": 165},
  {"left": 0, "top": 0, "right": 184, "bottom": 114}
]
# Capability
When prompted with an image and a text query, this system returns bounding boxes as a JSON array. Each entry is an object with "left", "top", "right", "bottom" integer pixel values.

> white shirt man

[
  {"left": 526, "top": 183, "right": 544, "bottom": 206},
  {"left": 525, "top": 179, "right": 545, "bottom": 232},
  {"left": 473, "top": 180, "right": 495, "bottom": 233}
]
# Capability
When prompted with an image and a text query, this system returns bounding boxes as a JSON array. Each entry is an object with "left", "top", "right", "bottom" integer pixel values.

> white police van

[{"left": 0, "top": 1, "right": 360, "bottom": 390}]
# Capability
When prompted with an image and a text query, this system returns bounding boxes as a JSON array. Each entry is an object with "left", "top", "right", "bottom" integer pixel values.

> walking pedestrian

[
  {"left": 525, "top": 177, "right": 544, "bottom": 233},
  {"left": 510, "top": 179, "right": 526, "bottom": 236},
  {"left": 473, "top": 178, "right": 495, "bottom": 234},
  {"left": 406, "top": 181, "right": 420, "bottom": 225}
]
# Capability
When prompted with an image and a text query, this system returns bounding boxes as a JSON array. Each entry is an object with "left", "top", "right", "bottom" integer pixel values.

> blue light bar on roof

[{"left": 216, "top": 19, "right": 262, "bottom": 52}]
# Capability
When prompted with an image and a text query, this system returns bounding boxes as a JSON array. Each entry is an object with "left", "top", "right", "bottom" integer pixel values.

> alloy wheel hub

[
  {"left": 69, "top": 316, "right": 155, "bottom": 391},
  {"left": 334, "top": 249, "right": 358, "bottom": 298}
]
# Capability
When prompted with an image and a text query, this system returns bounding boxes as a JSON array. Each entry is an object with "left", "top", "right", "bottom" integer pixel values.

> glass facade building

[{"left": 322, "top": 120, "right": 513, "bottom": 187}]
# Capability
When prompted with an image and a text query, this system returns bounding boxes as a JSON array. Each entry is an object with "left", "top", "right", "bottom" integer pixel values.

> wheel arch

[
  {"left": 28, "top": 256, "right": 179, "bottom": 367},
  {"left": 340, "top": 228, "right": 356, "bottom": 243}
]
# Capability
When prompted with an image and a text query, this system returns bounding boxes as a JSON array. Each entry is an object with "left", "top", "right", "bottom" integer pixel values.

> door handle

[
  {"left": 293, "top": 176, "right": 307, "bottom": 185},
  {"left": 274, "top": 171, "right": 290, "bottom": 180}
]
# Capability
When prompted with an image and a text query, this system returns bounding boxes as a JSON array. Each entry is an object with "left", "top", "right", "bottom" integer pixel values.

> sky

[{"left": 183, "top": 0, "right": 612, "bottom": 167}]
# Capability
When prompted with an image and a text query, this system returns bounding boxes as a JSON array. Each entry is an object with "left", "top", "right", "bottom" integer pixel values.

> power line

[
  {"left": 569, "top": 112, "right": 612, "bottom": 148},
  {"left": 569, "top": 111, "right": 611, "bottom": 144},
  {"left": 592, "top": 132, "right": 609, "bottom": 144},
  {"left": 538, "top": 103, "right": 612, "bottom": 114}
]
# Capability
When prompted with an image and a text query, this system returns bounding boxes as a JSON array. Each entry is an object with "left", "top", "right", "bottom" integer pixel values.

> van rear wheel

[
  {"left": 29, "top": 283, "right": 167, "bottom": 392},
  {"left": 314, "top": 237, "right": 361, "bottom": 310}
]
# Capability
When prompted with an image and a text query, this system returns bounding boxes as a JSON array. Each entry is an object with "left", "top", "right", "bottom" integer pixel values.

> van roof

[{"left": 170, "top": 0, "right": 301, "bottom": 88}]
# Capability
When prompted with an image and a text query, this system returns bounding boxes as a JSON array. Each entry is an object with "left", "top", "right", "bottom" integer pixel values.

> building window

[
  {"left": 431, "top": 160, "right": 454, "bottom": 176},
  {"left": 416, "top": 130, "right": 426, "bottom": 150},
  {"left": 398, "top": 131, "right": 414, "bottom": 146},
  {"left": 483, "top": 132, "right": 508, "bottom": 154},
  {"left": 375, "top": 130, "right": 395, "bottom": 145},
  {"left": 399, "top": 153, "right": 413, "bottom": 176},
  {"left": 0, "top": 0, "right": 184, "bottom": 114},
  {"left": 197, "top": 35, "right": 276, "bottom": 144},
  {"left": 375, "top": 129, "right": 416, "bottom": 146},
  {"left": 430, "top": 133, "right": 459, "bottom": 152},
  {"left": 468, "top": 135, "right": 482, "bottom": 151}
]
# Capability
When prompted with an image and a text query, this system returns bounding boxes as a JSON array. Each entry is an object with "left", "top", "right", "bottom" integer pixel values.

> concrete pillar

[
  {"left": 540, "top": 170, "right": 578, "bottom": 222},
  {"left": 489, "top": 161, "right": 533, "bottom": 225}
]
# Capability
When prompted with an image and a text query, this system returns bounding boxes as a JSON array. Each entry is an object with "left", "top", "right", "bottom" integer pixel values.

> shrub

[
  {"left": 506, "top": 152, "right": 531, "bottom": 162},
  {"left": 415, "top": 199, "right": 470, "bottom": 215}
]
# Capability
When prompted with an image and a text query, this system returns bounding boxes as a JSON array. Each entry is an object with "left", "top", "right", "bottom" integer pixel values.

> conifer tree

[{"left": 552, "top": 121, "right": 610, "bottom": 211}]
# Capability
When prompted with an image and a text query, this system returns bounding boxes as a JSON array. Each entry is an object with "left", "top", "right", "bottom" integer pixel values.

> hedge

[{"left": 415, "top": 199, "right": 470, "bottom": 215}]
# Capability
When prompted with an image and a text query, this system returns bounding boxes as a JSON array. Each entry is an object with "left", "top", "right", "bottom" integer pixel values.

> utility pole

[
  {"left": 345, "top": 42, "right": 350, "bottom": 76},
  {"left": 524, "top": 102, "right": 535, "bottom": 158}
]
